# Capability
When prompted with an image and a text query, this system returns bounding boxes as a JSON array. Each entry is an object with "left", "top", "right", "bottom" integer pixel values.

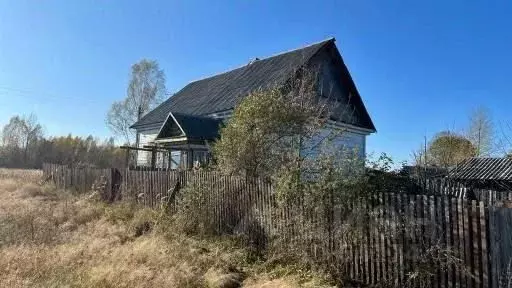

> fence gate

[{"left": 490, "top": 206, "right": 512, "bottom": 288}]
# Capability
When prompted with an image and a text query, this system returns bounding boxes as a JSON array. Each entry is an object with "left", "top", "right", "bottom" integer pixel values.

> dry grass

[
  {"left": 0, "top": 169, "right": 334, "bottom": 288},
  {"left": 0, "top": 168, "right": 42, "bottom": 182}
]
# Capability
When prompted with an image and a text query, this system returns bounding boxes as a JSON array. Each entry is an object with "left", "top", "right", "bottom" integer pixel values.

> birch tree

[
  {"left": 467, "top": 106, "right": 494, "bottom": 157},
  {"left": 106, "top": 59, "right": 166, "bottom": 144}
]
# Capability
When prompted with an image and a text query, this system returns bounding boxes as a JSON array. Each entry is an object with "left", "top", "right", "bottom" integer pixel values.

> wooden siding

[
  {"left": 137, "top": 128, "right": 159, "bottom": 166},
  {"left": 334, "top": 129, "right": 366, "bottom": 158},
  {"left": 305, "top": 128, "right": 367, "bottom": 159}
]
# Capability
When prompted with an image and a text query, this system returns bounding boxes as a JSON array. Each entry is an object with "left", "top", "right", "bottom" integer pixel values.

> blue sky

[{"left": 0, "top": 0, "right": 511, "bottom": 163}]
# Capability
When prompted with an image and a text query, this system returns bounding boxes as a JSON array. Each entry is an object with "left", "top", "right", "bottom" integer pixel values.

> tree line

[
  {"left": 1, "top": 114, "right": 125, "bottom": 169},
  {"left": 1, "top": 58, "right": 167, "bottom": 169}
]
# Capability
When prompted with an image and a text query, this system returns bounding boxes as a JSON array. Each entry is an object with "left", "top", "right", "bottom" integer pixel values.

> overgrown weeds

[{"left": 0, "top": 169, "right": 333, "bottom": 288}]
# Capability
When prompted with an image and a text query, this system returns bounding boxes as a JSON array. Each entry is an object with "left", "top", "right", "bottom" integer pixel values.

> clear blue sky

[{"left": 1, "top": 0, "right": 511, "bottom": 163}]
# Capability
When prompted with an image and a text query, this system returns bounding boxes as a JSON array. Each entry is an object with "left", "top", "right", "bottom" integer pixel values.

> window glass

[{"left": 170, "top": 151, "right": 181, "bottom": 169}]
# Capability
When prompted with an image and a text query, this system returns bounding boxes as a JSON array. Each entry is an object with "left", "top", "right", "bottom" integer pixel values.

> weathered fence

[
  {"left": 42, "top": 163, "right": 512, "bottom": 287},
  {"left": 42, "top": 163, "right": 112, "bottom": 194}
]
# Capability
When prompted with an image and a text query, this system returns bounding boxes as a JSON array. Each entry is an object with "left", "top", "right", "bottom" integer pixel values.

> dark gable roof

[
  {"left": 449, "top": 158, "right": 512, "bottom": 181},
  {"left": 156, "top": 113, "right": 222, "bottom": 141},
  {"left": 173, "top": 113, "right": 223, "bottom": 140},
  {"left": 132, "top": 38, "right": 375, "bottom": 131}
]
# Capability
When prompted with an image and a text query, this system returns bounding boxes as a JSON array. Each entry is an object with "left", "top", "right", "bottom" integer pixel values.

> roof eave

[
  {"left": 130, "top": 121, "right": 164, "bottom": 130},
  {"left": 328, "top": 41, "right": 377, "bottom": 132}
]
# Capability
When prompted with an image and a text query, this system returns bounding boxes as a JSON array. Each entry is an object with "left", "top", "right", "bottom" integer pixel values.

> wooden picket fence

[
  {"left": 42, "top": 163, "right": 510, "bottom": 287},
  {"left": 42, "top": 163, "right": 112, "bottom": 194}
]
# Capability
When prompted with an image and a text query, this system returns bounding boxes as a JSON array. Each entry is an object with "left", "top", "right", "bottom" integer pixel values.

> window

[
  {"left": 193, "top": 151, "right": 208, "bottom": 165},
  {"left": 170, "top": 151, "right": 181, "bottom": 169}
]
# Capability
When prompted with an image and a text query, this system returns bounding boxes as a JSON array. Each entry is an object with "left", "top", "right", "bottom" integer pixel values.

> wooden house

[{"left": 130, "top": 38, "right": 376, "bottom": 169}]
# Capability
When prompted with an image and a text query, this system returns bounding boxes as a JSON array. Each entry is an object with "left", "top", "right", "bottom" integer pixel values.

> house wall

[
  {"left": 136, "top": 127, "right": 160, "bottom": 166},
  {"left": 331, "top": 129, "right": 366, "bottom": 158},
  {"left": 207, "top": 110, "right": 367, "bottom": 160},
  {"left": 303, "top": 44, "right": 372, "bottom": 160},
  {"left": 304, "top": 126, "right": 367, "bottom": 160}
]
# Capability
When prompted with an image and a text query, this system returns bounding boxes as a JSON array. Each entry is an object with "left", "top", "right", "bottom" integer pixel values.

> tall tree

[
  {"left": 106, "top": 59, "right": 166, "bottom": 144},
  {"left": 499, "top": 121, "right": 512, "bottom": 156},
  {"left": 2, "top": 116, "right": 23, "bottom": 147},
  {"left": 2, "top": 114, "right": 43, "bottom": 165},
  {"left": 467, "top": 106, "right": 494, "bottom": 157},
  {"left": 427, "top": 131, "right": 475, "bottom": 168}
]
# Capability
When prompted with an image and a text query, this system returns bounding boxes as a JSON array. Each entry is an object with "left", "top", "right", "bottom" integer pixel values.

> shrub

[{"left": 173, "top": 182, "right": 214, "bottom": 236}]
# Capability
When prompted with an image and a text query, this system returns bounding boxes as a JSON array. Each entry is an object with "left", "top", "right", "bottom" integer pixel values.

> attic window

[{"left": 156, "top": 114, "right": 185, "bottom": 140}]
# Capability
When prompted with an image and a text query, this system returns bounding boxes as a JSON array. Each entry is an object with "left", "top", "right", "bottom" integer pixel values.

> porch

[{"left": 124, "top": 112, "right": 223, "bottom": 170}]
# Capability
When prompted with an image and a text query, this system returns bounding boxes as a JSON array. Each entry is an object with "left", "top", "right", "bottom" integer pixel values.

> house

[{"left": 130, "top": 38, "right": 376, "bottom": 169}]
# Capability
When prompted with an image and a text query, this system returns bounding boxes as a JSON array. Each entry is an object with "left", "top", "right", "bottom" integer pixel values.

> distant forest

[{"left": 1, "top": 114, "right": 125, "bottom": 169}]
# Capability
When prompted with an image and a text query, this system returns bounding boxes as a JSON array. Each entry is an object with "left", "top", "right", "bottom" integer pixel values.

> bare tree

[
  {"left": 467, "top": 106, "right": 494, "bottom": 157},
  {"left": 2, "top": 114, "right": 43, "bottom": 164},
  {"left": 495, "top": 121, "right": 512, "bottom": 157},
  {"left": 106, "top": 59, "right": 166, "bottom": 144}
]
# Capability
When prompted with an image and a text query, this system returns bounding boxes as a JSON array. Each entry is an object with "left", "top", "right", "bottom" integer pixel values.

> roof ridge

[
  {"left": 183, "top": 37, "right": 335, "bottom": 85},
  {"left": 256, "top": 37, "right": 335, "bottom": 62}
]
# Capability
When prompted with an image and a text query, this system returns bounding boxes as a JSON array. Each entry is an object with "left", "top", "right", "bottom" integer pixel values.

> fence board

[
  {"left": 445, "top": 196, "right": 453, "bottom": 288},
  {"left": 473, "top": 201, "right": 481, "bottom": 288},
  {"left": 458, "top": 198, "right": 465, "bottom": 287},
  {"left": 481, "top": 204, "right": 489, "bottom": 288}
]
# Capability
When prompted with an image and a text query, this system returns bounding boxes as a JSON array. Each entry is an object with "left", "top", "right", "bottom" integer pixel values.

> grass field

[{"left": 0, "top": 168, "right": 334, "bottom": 288}]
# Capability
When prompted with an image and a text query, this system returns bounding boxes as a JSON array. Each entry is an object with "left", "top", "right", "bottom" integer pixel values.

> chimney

[{"left": 248, "top": 57, "right": 260, "bottom": 65}]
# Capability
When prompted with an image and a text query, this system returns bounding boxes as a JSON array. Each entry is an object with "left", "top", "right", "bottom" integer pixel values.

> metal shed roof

[{"left": 449, "top": 157, "right": 512, "bottom": 181}]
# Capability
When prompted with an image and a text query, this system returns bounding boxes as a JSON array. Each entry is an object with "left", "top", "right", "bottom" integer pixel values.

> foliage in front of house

[
  {"left": 209, "top": 82, "right": 472, "bottom": 286},
  {"left": 213, "top": 86, "right": 324, "bottom": 178}
]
